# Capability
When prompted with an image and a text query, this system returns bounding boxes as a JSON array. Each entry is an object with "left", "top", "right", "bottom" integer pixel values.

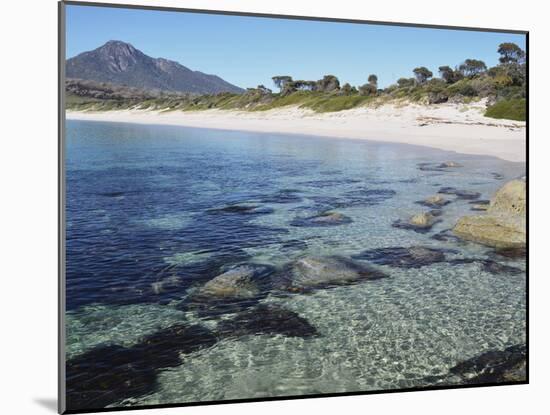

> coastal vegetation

[{"left": 66, "top": 42, "right": 526, "bottom": 121}]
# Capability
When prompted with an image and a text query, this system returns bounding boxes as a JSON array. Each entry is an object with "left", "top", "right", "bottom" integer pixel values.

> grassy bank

[{"left": 485, "top": 99, "right": 526, "bottom": 121}]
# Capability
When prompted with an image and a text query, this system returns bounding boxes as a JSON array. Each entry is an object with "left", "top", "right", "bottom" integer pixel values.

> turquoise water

[{"left": 65, "top": 120, "right": 526, "bottom": 409}]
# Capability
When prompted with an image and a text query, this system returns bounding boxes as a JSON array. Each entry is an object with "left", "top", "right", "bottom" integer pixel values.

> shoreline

[{"left": 67, "top": 101, "right": 526, "bottom": 162}]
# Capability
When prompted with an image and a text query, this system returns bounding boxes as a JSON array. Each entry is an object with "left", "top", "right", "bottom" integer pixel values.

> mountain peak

[
  {"left": 98, "top": 40, "right": 138, "bottom": 56},
  {"left": 102, "top": 40, "right": 136, "bottom": 49},
  {"left": 66, "top": 41, "right": 244, "bottom": 94}
]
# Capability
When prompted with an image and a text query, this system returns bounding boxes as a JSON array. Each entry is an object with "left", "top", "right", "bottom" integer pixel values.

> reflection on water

[{"left": 65, "top": 120, "right": 526, "bottom": 409}]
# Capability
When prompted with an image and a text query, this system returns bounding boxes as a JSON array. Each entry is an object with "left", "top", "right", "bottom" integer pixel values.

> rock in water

[
  {"left": 429, "top": 209, "right": 443, "bottom": 217},
  {"left": 438, "top": 161, "right": 463, "bottom": 168},
  {"left": 413, "top": 212, "right": 436, "bottom": 227},
  {"left": 352, "top": 246, "right": 451, "bottom": 268},
  {"left": 438, "top": 187, "right": 481, "bottom": 200},
  {"left": 198, "top": 264, "right": 271, "bottom": 299},
  {"left": 150, "top": 275, "right": 182, "bottom": 295},
  {"left": 184, "top": 264, "right": 275, "bottom": 315},
  {"left": 290, "top": 211, "right": 352, "bottom": 227},
  {"left": 453, "top": 179, "right": 526, "bottom": 248},
  {"left": 342, "top": 188, "right": 397, "bottom": 206},
  {"left": 417, "top": 195, "right": 451, "bottom": 208},
  {"left": 260, "top": 189, "right": 303, "bottom": 204},
  {"left": 449, "top": 344, "right": 526, "bottom": 384},
  {"left": 393, "top": 212, "right": 441, "bottom": 233},
  {"left": 431, "top": 229, "right": 463, "bottom": 243},
  {"left": 217, "top": 304, "right": 318, "bottom": 338},
  {"left": 276, "top": 256, "right": 386, "bottom": 292},
  {"left": 208, "top": 204, "right": 274, "bottom": 215},
  {"left": 66, "top": 345, "right": 158, "bottom": 411},
  {"left": 417, "top": 161, "right": 462, "bottom": 171}
]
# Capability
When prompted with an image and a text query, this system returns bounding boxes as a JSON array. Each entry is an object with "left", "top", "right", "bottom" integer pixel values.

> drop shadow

[{"left": 34, "top": 398, "right": 57, "bottom": 412}]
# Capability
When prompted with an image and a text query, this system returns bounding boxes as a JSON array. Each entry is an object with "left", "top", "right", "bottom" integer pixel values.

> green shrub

[
  {"left": 485, "top": 98, "right": 526, "bottom": 121},
  {"left": 304, "top": 95, "right": 371, "bottom": 112}
]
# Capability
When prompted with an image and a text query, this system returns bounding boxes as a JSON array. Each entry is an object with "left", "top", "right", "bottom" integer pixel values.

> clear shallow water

[{"left": 65, "top": 120, "right": 526, "bottom": 407}]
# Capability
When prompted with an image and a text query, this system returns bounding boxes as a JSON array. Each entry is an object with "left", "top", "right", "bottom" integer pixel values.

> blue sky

[{"left": 66, "top": 4, "right": 526, "bottom": 89}]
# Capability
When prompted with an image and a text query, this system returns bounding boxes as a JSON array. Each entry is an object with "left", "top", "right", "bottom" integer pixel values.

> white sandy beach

[{"left": 67, "top": 100, "right": 526, "bottom": 162}]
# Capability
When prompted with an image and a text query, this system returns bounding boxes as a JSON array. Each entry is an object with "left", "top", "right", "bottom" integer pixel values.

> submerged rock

[
  {"left": 98, "top": 191, "right": 126, "bottom": 198},
  {"left": 208, "top": 204, "right": 274, "bottom": 215},
  {"left": 343, "top": 188, "right": 397, "bottom": 205},
  {"left": 66, "top": 324, "right": 218, "bottom": 410},
  {"left": 417, "top": 161, "right": 462, "bottom": 172},
  {"left": 217, "top": 304, "right": 318, "bottom": 338},
  {"left": 490, "top": 247, "right": 527, "bottom": 260},
  {"left": 279, "top": 239, "right": 308, "bottom": 253},
  {"left": 469, "top": 199, "right": 490, "bottom": 205},
  {"left": 450, "top": 344, "right": 526, "bottom": 384},
  {"left": 431, "top": 229, "right": 463, "bottom": 243},
  {"left": 470, "top": 204, "right": 489, "bottom": 212},
  {"left": 469, "top": 199, "right": 490, "bottom": 211},
  {"left": 290, "top": 211, "right": 352, "bottom": 227},
  {"left": 66, "top": 345, "right": 158, "bottom": 411},
  {"left": 133, "top": 324, "right": 218, "bottom": 369},
  {"left": 439, "top": 161, "right": 463, "bottom": 168},
  {"left": 416, "top": 195, "right": 451, "bottom": 208},
  {"left": 300, "top": 178, "right": 362, "bottom": 188},
  {"left": 398, "top": 178, "right": 419, "bottom": 184},
  {"left": 150, "top": 275, "right": 182, "bottom": 295},
  {"left": 448, "top": 258, "right": 523, "bottom": 275},
  {"left": 275, "top": 256, "right": 386, "bottom": 292},
  {"left": 453, "top": 178, "right": 526, "bottom": 248},
  {"left": 438, "top": 187, "right": 481, "bottom": 200},
  {"left": 260, "top": 189, "right": 303, "bottom": 204},
  {"left": 352, "top": 246, "right": 451, "bottom": 268},
  {"left": 479, "top": 260, "right": 524, "bottom": 275},
  {"left": 392, "top": 212, "right": 441, "bottom": 233},
  {"left": 300, "top": 189, "right": 395, "bottom": 210}
]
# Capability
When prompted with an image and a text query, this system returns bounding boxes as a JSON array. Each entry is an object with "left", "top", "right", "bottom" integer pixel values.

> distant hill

[{"left": 66, "top": 40, "right": 244, "bottom": 94}]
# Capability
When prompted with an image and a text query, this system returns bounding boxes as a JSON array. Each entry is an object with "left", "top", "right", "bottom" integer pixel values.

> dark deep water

[{"left": 65, "top": 119, "right": 526, "bottom": 409}]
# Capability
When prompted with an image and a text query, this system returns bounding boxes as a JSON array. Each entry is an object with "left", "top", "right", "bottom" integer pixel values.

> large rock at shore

[
  {"left": 453, "top": 215, "right": 525, "bottom": 248},
  {"left": 453, "top": 179, "right": 526, "bottom": 248},
  {"left": 488, "top": 179, "right": 526, "bottom": 216}
]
